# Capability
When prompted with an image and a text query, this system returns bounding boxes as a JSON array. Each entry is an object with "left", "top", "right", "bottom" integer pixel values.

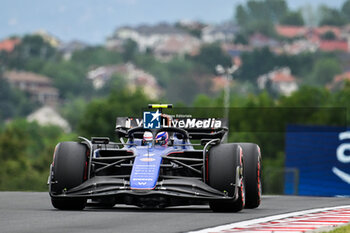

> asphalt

[{"left": 0, "top": 192, "right": 349, "bottom": 233}]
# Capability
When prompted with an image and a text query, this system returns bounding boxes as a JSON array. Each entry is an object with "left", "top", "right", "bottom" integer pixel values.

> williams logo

[{"left": 143, "top": 110, "right": 161, "bottom": 129}]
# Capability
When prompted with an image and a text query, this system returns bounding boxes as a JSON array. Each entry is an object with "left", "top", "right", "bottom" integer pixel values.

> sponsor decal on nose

[{"left": 140, "top": 158, "right": 156, "bottom": 162}]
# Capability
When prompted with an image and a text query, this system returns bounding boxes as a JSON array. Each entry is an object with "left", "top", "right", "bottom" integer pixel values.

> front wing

[{"left": 49, "top": 167, "right": 242, "bottom": 203}]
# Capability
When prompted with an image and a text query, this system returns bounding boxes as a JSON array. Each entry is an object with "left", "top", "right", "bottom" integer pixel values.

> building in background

[
  {"left": 106, "top": 23, "right": 188, "bottom": 52},
  {"left": 0, "top": 38, "right": 20, "bottom": 53},
  {"left": 257, "top": 67, "right": 298, "bottom": 96},
  {"left": 201, "top": 22, "right": 239, "bottom": 43},
  {"left": 33, "top": 30, "right": 61, "bottom": 48},
  {"left": 3, "top": 70, "right": 59, "bottom": 106},
  {"left": 87, "top": 63, "right": 162, "bottom": 99},
  {"left": 27, "top": 106, "right": 71, "bottom": 132},
  {"left": 153, "top": 34, "right": 200, "bottom": 61},
  {"left": 58, "top": 40, "right": 88, "bottom": 60},
  {"left": 327, "top": 71, "right": 350, "bottom": 90}
]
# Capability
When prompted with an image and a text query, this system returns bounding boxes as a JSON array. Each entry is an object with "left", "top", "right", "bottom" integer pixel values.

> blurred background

[{"left": 0, "top": 0, "right": 350, "bottom": 195}]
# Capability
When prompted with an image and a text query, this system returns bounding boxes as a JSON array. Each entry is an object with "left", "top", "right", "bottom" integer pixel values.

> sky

[{"left": 0, "top": 0, "right": 346, "bottom": 45}]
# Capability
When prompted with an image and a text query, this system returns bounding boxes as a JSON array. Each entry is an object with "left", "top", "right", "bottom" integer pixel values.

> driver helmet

[
  {"left": 143, "top": 131, "right": 153, "bottom": 146},
  {"left": 155, "top": 132, "right": 169, "bottom": 146}
]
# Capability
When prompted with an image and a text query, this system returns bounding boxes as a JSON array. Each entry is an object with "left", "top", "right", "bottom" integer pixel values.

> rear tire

[
  {"left": 208, "top": 143, "right": 245, "bottom": 212},
  {"left": 238, "top": 143, "right": 262, "bottom": 209},
  {"left": 50, "top": 142, "right": 88, "bottom": 210}
]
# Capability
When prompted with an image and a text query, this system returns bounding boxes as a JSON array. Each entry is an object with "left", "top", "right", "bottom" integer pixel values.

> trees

[
  {"left": 0, "top": 76, "right": 37, "bottom": 121},
  {"left": 342, "top": 0, "right": 350, "bottom": 22},
  {"left": 234, "top": 33, "right": 249, "bottom": 45},
  {"left": 192, "top": 43, "right": 232, "bottom": 73},
  {"left": 122, "top": 39, "right": 138, "bottom": 62},
  {"left": 235, "top": 4, "right": 249, "bottom": 26},
  {"left": 70, "top": 46, "right": 122, "bottom": 69},
  {"left": 0, "top": 120, "right": 67, "bottom": 191},
  {"left": 319, "top": 5, "right": 347, "bottom": 26},
  {"left": 309, "top": 58, "right": 341, "bottom": 86},
  {"left": 321, "top": 31, "right": 336, "bottom": 40},
  {"left": 238, "top": 47, "right": 276, "bottom": 82},
  {"left": 2, "top": 35, "right": 57, "bottom": 69},
  {"left": 78, "top": 90, "right": 153, "bottom": 139},
  {"left": 280, "top": 11, "right": 305, "bottom": 26},
  {"left": 40, "top": 61, "right": 93, "bottom": 98},
  {"left": 235, "top": 0, "right": 288, "bottom": 37}
]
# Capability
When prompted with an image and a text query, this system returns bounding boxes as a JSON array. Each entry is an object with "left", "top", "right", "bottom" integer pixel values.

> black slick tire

[
  {"left": 208, "top": 143, "right": 245, "bottom": 212},
  {"left": 50, "top": 141, "right": 88, "bottom": 210}
]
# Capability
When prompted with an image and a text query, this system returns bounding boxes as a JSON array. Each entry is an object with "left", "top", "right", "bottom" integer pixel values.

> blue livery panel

[{"left": 130, "top": 147, "right": 165, "bottom": 189}]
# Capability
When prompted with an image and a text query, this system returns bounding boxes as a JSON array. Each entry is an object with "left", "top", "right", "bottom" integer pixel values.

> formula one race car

[{"left": 48, "top": 104, "right": 262, "bottom": 212}]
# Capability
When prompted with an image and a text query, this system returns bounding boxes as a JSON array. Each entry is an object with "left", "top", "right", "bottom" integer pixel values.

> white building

[
  {"left": 87, "top": 63, "right": 162, "bottom": 99},
  {"left": 27, "top": 106, "right": 71, "bottom": 133},
  {"left": 106, "top": 23, "right": 188, "bottom": 52},
  {"left": 154, "top": 34, "right": 201, "bottom": 61},
  {"left": 257, "top": 67, "right": 299, "bottom": 96},
  {"left": 201, "top": 22, "right": 239, "bottom": 43}
]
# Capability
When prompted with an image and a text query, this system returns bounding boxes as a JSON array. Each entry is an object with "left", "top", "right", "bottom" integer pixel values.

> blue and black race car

[{"left": 48, "top": 104, "right": 262, "bottom": 212}]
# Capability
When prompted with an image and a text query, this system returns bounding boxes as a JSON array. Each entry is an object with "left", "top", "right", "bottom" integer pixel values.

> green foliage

[
  {"left": 71, "top": 46, "right": 122, "bottom": 69},
  {"left": 321, "top": 31, "right": 337, "bottom": 40},
  {"left": 247, "top": 0, "right": 287, "bottom": 22},
  {"left": 122, "top": 39, "right": 138, "bottom": 61},
  {"left": 279, "top": 86, "right": 330, "bottom": 107},
  {"left": 132, "top": 53, "right": 214, "bottom": 103},
  {"left": 96, "top": 73, "right": 128, "bottom": 97},
  {"left": 319, "top": 5, "right": 347, "bottom": 26},
  {"left": 238, "top": 47, "right": 276, "bottom": 82},
  {"left": 234, "top": 33, "right": 249, "bottom": 45},
  {"left": 192, "top": 43, "right": 232, "bottom": 73},
  {"left": 235, "top": 4, "right": 248, "bottom": 26},
  {"left": 309, "top": 58, "right": 341, "bottom": 86},
  {"left": 40, "top": 61, "right": 93, "bottom": 98},
  {"left": 235, "top": 0, "right": 287, "bottom": 36},
  {"left": 280, "top": 11, "right": 305, "bottom": 26},
  {"left": 133, "top": 53, "right": 169, "bottom": 87},
  {"left": 262, "top": 152, "right": 285, "bottom": 194},
  {"left": 0, "top": 120, "right": 65, "bottom": 191},
  {"left": 193, "top": 94, "right": 215, "bottom": 107},
  {"left": 342, "top": 0, "right": 350, "bottom": 22},
  {"left": 78, "top": 90, "right": 154, "bottom": 139},
  {"left": 238, "top": 49, "right": 340, "bottom": 86},
  {"left": 0, "top": 76, "right": 37, "bottom": 121},
  {"left": 246, "top": 21, "right": 276, "bottom": 37},
  {"left": 60, "top": 97, "right": 88, "bottom": 131},
  {"left": 1, "top": 35, "right": 57, "bottom": 69}
]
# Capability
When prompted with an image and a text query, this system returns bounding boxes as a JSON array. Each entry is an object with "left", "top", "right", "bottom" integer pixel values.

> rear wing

[{"left": 115, "top": 117, "right": 228, "bottom": 140}]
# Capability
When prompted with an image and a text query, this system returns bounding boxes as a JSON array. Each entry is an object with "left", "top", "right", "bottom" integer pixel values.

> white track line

[{"left": 189, "top": 205, "right": 350, "bottom": 233}]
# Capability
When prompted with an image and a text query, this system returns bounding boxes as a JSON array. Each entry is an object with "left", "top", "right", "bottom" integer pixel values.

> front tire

[
  {"left": 208, "top": 143, "right": 245, "bottom": 212},
  {"left": 50, "top": 142, "right": 88, "bottom": 210}
]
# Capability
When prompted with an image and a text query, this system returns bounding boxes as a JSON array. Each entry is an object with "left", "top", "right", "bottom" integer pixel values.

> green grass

[{"left": 323, "top": 224, "right": 350, "bottom": 233}]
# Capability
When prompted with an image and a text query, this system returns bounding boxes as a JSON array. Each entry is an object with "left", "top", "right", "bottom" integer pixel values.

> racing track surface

[{"left": 0, "top": 192, "right": 349, "bottom": 233}]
